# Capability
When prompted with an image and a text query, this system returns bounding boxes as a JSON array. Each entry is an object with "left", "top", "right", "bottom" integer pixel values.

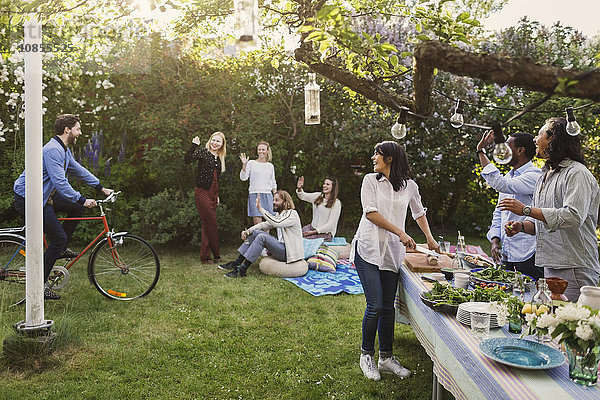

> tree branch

[
  {"left": 294, "top": 42, "right": 413, "bottom": 111},
  {"left": 413, "top": 41, "right": 600, "bottom": 106}
]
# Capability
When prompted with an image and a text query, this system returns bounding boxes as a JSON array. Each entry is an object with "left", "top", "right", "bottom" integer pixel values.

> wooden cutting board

[{"left": 403, "top": 252, "right": 454, "bottom": 273}]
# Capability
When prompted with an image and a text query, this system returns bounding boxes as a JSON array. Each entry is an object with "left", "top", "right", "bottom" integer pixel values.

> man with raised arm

[
  {"left": 476, "top": 130, "right": 543, "bottom": 279},
  {"left": 501, "top": 117, "right": 600, "bottom": 301},
  {"left": 13, "top": 114, "right": 113, "bottom": 300},
  {"left": 219, "top": 190, "right": 303, "bottom": 278}
]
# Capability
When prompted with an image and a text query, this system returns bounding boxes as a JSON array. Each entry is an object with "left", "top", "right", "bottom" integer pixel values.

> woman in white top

[
  {"left": 240, "top": 141, "right": 277, "bottom": 225},
  {"left": 352, "top": 141, "right": 439, "bottom": 381},
  {"left": 296, "top": 176, "right": 342, "bottom": 241}
]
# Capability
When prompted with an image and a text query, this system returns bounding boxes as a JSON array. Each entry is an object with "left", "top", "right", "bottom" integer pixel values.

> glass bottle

[
  {"left": 532, "top": 278, "right": 553, "bottom": 341},
  {"left": 234, "top": 0, "right": 259, "bottom": 50},
  {"left": 452, "top": 232, "right": 466, "bottom": 269},
  {"left": 304, "top": 73, "right": 320, "bottom": 125}
]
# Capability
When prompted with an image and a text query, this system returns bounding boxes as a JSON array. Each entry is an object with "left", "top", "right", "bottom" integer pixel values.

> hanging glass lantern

[
  {"left": 304, "top": 73, "right": 320, "bottom": 125},
  {"left": 234, "top": 0, "right": 259, "bottom": 51}
]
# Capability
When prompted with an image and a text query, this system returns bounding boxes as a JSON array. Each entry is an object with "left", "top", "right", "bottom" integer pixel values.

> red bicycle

[{"left": 0, "top": 191, "right": 160, "bottom": 306}]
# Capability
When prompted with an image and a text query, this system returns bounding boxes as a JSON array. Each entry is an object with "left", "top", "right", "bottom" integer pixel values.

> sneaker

[
  {"left": 224, "top": 267, "right": 246, "bottom": 278},
  {"left": 44, "top": 288, "right": 61, "bottom": 300},
  {"left": 59, "top": 248, "right": 78, "bottom": 259},
  {"left": 359, "top": 354, "right": 381, "bottom": 381},
  {"left": 261, "top": 248, "right": 269, "bottom": 257},
  {"left": 378, "top": 356, "right": 411, "bottom": 378},
  {"left": 218, "top": 261, "right": 239, "bottom": 271}
]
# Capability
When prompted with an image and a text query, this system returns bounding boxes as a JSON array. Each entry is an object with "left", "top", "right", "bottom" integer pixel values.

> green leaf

[
  {"left": 456, "top": 12, "right": 470, "bottom": 22},
  {"left": 390, "top": 55, "right": 399, "bottom": 68},
  {"left": 298, "top": 25, "right": 314, "bottom": 33},
  {"left": 317, "top": 5, "right": 339, "bottom": 20},
  {"left": 416, "top": 34, "right": 431, "bottom": 41},
  {"left": 306, "top": 31, "right": 324, "bottom": 41},
  {"left": 381, "top": 43, "right": 397, "bottom": 52}
]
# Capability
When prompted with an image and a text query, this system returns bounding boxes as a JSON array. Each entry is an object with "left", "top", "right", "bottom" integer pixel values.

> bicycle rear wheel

[
  {"left": 88, "top": 233, "right": 160, "bottom": 300},
  {"left": 0, "top": 234, "right": 27, "bottom": 307}
]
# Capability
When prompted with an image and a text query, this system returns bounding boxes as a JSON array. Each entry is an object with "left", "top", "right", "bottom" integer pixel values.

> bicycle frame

[{"left": 46, "top": 195, "right": 121, "bottom": 271}]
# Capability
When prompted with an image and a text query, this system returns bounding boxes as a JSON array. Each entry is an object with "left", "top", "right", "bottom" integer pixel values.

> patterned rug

[{"left": 283, "top": 260, "right": 364, "bottom": 296}]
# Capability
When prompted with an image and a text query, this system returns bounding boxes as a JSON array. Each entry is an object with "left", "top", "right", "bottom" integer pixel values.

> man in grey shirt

[{"left": 500, "top": 117, "right": 600, "bottom": 301}]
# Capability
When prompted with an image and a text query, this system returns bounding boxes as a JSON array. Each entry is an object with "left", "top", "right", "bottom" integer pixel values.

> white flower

[
  {"left": 525, "top": 313, "right": 535, "bottom": 324},
  {"left": 588, "top": 315, "right": 600, "bottom": 330},
  {"left": 575, "top": 323, "right": 595, "bottom": 341},
  {"left": 536, "top": 313, "right": 557, "bottom": 329},
  {"left": 555, "top": 303, "right": 591, "bottom": 323},
  {"left": 101, "top": 79, "right": 114, "bottom": 89}
]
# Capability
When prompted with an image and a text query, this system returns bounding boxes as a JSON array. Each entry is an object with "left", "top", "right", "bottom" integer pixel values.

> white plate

[{"left": 457, "top": 302, "right": 500, "bottom": 328}]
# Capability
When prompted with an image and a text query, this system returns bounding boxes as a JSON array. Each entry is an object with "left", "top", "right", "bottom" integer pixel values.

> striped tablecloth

[{"left": 395, "top": 265, "right": 600, "bottom": 400}]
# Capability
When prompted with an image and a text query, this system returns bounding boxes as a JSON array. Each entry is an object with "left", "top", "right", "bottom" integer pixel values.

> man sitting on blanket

[{"left": 219, "top": 190, "right": 304, "bottom": 278}]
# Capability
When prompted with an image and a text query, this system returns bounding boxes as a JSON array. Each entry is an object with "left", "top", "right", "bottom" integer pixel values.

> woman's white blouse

[
  {"left": 239, "top": 160, "right": 277, "bottom": 194},
  {"left": 296, "top": 189, "right": 342, "bottom": 237},
  {"left": 351, "top": 173, "right": 426, "bottom": 272}
]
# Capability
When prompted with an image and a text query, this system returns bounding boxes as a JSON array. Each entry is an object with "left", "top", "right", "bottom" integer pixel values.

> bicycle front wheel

[
  {"left": 88, "top": 234, "right": 160, "bottom": 300},
  {"left": 0, "top": 234, "right": 27, "bottom": 307}
]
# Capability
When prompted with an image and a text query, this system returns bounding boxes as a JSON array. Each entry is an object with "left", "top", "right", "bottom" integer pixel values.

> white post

[{"left": 23, "top": 18, "right": 45, "bottom": 328}]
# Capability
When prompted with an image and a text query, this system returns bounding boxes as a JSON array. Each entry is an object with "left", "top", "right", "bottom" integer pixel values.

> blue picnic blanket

[{"left": 283, "top": 262, "right": 364, "bottom": 296}]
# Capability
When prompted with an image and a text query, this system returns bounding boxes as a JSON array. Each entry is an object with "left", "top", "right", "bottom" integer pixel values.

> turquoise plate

[{"left": 479, "top": 338, "right": 565, "bottom": 370}]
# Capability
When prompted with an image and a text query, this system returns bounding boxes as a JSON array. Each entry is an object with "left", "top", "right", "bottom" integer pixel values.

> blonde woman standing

[
  {"left": 184, "top": 132, "right": 226, "bottom": 264},
  {"left": 240, "top": 141, "right": 277, "bottom": 225}
]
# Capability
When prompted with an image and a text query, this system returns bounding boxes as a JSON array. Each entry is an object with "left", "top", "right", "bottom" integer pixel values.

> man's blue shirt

[
  {"left": 482, "top": 161, "right": 542, "bottom": 263},
  {"left": 14, "top": 136, "right": 102, "bottom": 205}
]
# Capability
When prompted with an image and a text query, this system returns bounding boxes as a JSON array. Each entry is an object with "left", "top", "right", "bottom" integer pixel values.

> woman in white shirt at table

[
  {"left": 296, "top": 176, "right": 342, "bottom": 241},
  {"left": 240, "top": 141, "right": 277, "bottom": 225},
  {"left": 351, "top": 141, "right": 439, "bottom": 381}
]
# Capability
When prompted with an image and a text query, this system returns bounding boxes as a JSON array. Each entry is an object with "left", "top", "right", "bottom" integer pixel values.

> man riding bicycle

[{"left": 13, "top": 114, "right": 113, "bottom": 300}]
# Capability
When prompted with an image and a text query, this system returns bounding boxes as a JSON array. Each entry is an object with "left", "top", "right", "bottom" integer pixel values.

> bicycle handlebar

[{"left": 97, "top": 191, "right": 122, "bottom": 204}]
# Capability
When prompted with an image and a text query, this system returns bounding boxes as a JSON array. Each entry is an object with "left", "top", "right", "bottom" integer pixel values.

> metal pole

[{"left": 22, "top": 18, "right": 47, "bottom": 329}]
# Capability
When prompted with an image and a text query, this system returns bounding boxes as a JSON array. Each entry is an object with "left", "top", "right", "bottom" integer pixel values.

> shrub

[{"left": 131, "top": 188, "right": 241, "bottom": 247}]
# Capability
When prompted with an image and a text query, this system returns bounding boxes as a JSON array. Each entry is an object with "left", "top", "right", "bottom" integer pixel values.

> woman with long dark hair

[
  {"left": 351, "top": 141, "right": 439, "bottom": 381},
  {"left": 296, "top": 176, "right": 342, "bottom": 241},
  {"left": 184, "top": 131, "right": 227, "bottom": 264},
  {"left": 501, "top": 117, "right": 600, "bottom": 301}
]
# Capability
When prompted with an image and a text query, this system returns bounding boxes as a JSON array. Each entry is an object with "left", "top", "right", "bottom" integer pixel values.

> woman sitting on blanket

[{"left": 296, "top": 175, "right": 342, "bottom": 241}]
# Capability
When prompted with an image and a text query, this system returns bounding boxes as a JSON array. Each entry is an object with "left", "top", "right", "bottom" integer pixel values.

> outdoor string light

[
  {"left": 450, "top": 100, "right": 465, "bottom": 129},
  {"left": 391, "top": 107, "right": 409, "bottom": 139},
  {"left": 304, "top": 72, "right": 321, "bottom": 125},
  {"left": 491, "top": 123, "right": 512, "bottom": 164},
  {"left": 565, "top": 107, "right": 581, "bottom": 136}
]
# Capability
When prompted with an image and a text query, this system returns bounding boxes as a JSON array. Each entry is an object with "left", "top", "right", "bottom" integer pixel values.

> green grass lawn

[{"left": 0, "top": 238, "right": 488, "bottom": 399}]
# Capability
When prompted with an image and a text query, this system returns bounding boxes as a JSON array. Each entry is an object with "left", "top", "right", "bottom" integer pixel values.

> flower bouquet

[{"left": 524, "top": 303, "right": 600, "bottom": 385}]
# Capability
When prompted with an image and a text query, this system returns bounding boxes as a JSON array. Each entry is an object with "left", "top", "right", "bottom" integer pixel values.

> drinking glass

[{"left": 470, "top": 311, "right": 490, "bottom": 339}]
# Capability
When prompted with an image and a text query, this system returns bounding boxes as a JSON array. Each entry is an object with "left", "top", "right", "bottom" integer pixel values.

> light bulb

[
  {"left": 493, "top": 142, "right": 512, "bottom": 164},
  {"left": 450, "top": 100, "right": 465, "bottom": 129},
  {"left": 491, "top": 122, "right": 512, "bottom": 164},
  {"left": 391, "top": 107, "right": 409, "bottom": 139},
  {"left": 565, "top": 107, "right": 581, "bottom": 136},
  {"left": 391, "top": 122, "right": 407, "bottom": 139}
]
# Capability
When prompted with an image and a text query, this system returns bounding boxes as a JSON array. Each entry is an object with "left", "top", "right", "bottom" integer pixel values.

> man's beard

[{"left": 273, "top": 204, "right": 282, "bottom": 213}]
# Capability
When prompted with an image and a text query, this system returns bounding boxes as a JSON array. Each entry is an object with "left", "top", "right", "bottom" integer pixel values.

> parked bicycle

[{"left": 0, "top": 191, "right": 160, "bottom": 307}]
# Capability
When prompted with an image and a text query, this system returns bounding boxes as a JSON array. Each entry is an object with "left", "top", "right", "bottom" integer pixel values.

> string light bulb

[
  {"left": 450, "top": 100, "right": 465, "bottom": 129},
  {"left": 391, "top": 107, "right": 409, "bottom": 139},
  {"left": 565, "top": 107, "right": 581, "bottom": 136},
  {"left": 492, "top": 123, "right": 512, "bottom": 164}
]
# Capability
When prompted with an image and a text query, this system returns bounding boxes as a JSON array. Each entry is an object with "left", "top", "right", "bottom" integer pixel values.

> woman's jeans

[{"left": 354, "top": 247, "right": 400, "bottom": 355}]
